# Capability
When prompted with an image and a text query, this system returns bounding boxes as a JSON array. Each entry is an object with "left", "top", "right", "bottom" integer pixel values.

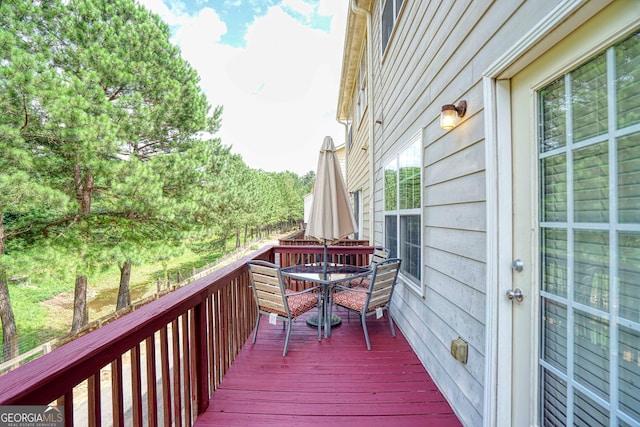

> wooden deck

[{"left": 194, "top": 308, "right": 462, "bottom": 426}]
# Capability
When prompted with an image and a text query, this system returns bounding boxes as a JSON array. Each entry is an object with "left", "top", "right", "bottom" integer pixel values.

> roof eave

[{"left": 336, "top": 0, "right": 371, "bottom": 122}]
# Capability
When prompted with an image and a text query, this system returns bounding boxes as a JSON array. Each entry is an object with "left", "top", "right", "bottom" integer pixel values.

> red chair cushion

[
  {"left": 286, "top": 290, "right": 318, "bottom": 317},
  {"left": 261, "top": 289, "right": 317, "bottom": 318},
  {"left": 262, "top": 289, "right": 318, "bottom": 318},
  {"left": 349, "top": 277, "right": 370, "bottom": 288},
  {"left": 333, "top": 289, "right": 386, "bottom": 313},
  {"left": 333, "top": 290, "right": 367, "bottom": 311}
]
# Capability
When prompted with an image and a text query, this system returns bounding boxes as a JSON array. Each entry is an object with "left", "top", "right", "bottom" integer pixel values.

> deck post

[{"left": 193, "top": 295, "right": 210, "bottom": 414}]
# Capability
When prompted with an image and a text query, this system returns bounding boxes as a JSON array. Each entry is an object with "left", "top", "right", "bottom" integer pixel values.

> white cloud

[
  {"left": 139, "top": 0, "right": 181, "bottom": 25},
  {"left": 173, "top": 8, "right": 227, "bottom": 46},
  {"left": 138, "top": 1, "right": 348, "bottom": 175},
  {"left": 281, "top": 0, "right": 315, "bottom": 20}
]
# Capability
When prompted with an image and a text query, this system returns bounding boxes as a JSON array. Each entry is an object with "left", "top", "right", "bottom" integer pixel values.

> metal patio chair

[
  {"left": 342, "top": 247, "right": 390, "bottom": 322},
  {"left": 330, "top": 258, "right": 401, "bottom": 350},
  {"left": 247, "top": 260, "right": 322, "bottom": 356},
  {"left": 349, "top": 247, "right": 390, "bottom": 288}
]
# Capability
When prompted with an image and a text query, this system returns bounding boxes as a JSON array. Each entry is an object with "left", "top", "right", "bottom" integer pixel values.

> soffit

[{"left": 336, "top": 0, "right": 372, "bottom": 121}]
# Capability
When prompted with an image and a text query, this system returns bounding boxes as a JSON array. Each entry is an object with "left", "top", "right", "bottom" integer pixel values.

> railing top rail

[{"left": 274, "top": 245, "right": 376, "bottom": 255}]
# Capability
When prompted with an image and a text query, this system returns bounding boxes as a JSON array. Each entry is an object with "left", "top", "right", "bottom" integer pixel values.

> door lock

[
  {"left": 512, "top": 259, "right": 524, "bottom": 272},
  {"left": 506, "top": 288, "right": 524, "bottom": 303}
]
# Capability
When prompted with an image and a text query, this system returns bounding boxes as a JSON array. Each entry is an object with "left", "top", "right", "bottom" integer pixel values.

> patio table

[{"left": 280, "top": 264, "right": 370, "bottom": 338}]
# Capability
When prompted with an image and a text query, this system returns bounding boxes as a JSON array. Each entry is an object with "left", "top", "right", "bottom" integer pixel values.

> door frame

[
  {"left": 482, "top": 1, "right": 619, "bottom": 425},
  {"left": 483, "top": 76, "right": 514, "bottom": 427}
]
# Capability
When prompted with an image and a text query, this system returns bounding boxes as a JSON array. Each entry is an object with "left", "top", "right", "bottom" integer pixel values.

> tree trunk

[
  {"left": 243, "top": 224, "right": 248, "bottom": 246},
  {"left": 235, "top": 229, "right": 240, "bottom": 249},
  {"left": 71, "top": 165, "right": 93, "bottom": 333},
  {"left": 71, "top": 275, "right": 88, "bottom": 333},
  {"left": 116, "top": 259, "right": 132, "bottom": 311},
  {"left": 0, "top": 278, "right": 18, "bottom": 363},
  {"left": 0, "top": 213, "right": 19, "bottom": 362}
]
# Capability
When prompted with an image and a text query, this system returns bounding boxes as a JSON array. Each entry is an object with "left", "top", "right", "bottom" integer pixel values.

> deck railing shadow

[{"left": 0, "top": 244, "right": 375, "bottom": 426}]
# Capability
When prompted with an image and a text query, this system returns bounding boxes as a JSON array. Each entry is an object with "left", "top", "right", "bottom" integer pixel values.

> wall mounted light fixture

[{"left": 440, "top": 100, "right": 467, "bottom": 130}]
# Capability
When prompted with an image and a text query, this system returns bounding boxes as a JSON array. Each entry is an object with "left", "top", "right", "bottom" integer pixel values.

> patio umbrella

[
  {"left": 304, "top": 136, "right": 357, "bottom": 330},
  {"left": 305, "top": 135, "right": 357, "bottom": 270}
]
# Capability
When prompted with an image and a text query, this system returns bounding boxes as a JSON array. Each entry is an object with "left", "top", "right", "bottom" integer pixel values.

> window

[
  {"left": 538, "top": 31, "right": 640, "bottom": 426},
  {"left": 384, "top": 134, "right": 421, "bottom": 289},
  {"left": 353, "top": 190, "right": 360, "bottom": 239},
  {"left": 355, "top": 46, "right": 367, "bottom": 125},
  {"left": 381, "top": 0, "right": 404, "bottom": 54}
]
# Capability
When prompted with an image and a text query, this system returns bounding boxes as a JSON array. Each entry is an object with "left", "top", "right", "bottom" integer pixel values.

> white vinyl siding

[{"left": 355, "top": 0, "right": 635, "bottom": 425}]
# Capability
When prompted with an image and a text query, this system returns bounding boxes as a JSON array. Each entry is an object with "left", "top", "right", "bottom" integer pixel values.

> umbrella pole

[
  {"left": 323, "top": 243, "right": 328, "bottom": 279},
  {"left": 323, "top": 243, "right": 342, "bottom": 335},
  {"left": 306, "top": 242, "right": 342, "bottom": 332}
]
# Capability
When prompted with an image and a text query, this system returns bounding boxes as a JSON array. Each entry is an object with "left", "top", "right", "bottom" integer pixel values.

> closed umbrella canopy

[{"left": 305, "top": 136, "right": 357, "bottom": 244}]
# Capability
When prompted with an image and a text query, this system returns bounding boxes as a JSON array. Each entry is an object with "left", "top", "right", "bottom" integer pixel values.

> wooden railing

[
  {"left": 278, "top": 229, "right": 369, "bottom": 247},
  {"left": 0, "top": 244, "right": 375, "bottom": 426},
  {"left": 279, "top": 245, "right": 370, "bottom": 265}
]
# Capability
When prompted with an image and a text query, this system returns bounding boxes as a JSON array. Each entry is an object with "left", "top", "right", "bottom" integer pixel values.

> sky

[{"left": 137, "top": 0, "right": 349, "bottom": 175}]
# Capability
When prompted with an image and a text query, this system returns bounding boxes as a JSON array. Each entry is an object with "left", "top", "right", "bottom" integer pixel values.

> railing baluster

[
  {"left": 231, "top": 281, "right": 240, "bottom": 360},
  {"left": 182, "top": 313, "right": 192, "bottom": 425},
  {"left": 204, "top": 296, "right": 215, "bottom": 396},
  {"left": 159, "top": 326, "right": 171, "bottom": 426},
  {"left": 131, "top": 344, "right": 143, "bottom": 426},
  {"left": 223, "top": 287, "right": 230, "bottom": 376},
  {"left": 61, "top": 391, "right": 73, "bottom": 427},
  {"left": 145, "top": 335, "right": 158, "bottom": 427},
  {"left": 87, "top": 372, "right": 101, "bottom": 427},
  {"left": 171, "top": 318, "right": 182, "bottom": 427},
  {"left": 212, "top": 291, "right": 222, "bottom": 390},
  {"left": 183, "top": 310, "right": 195, "bottom": 426},
  {"left": 111, "top": 356, "right": 124, "bottom": 427}
]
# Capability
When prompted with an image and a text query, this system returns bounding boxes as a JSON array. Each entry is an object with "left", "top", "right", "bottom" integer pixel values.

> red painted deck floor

[{"left": 194, "top": 307, "right": 462, "bottom": 427}]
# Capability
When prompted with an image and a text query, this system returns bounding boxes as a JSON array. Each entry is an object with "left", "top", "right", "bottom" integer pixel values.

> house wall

[
  {"left": 346, "top": 90, "right": 372, "bottom": 239},
  {"left": 361, "top": 1, "right": 566, "bottom": 425},
  {"left": 335, "top": 143, "right": 347, "bottom": 183}
]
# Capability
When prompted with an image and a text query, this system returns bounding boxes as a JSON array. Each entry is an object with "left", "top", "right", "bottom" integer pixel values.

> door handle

[{"left": 506, "top": 288, "right": 524, "bottom": 303}]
